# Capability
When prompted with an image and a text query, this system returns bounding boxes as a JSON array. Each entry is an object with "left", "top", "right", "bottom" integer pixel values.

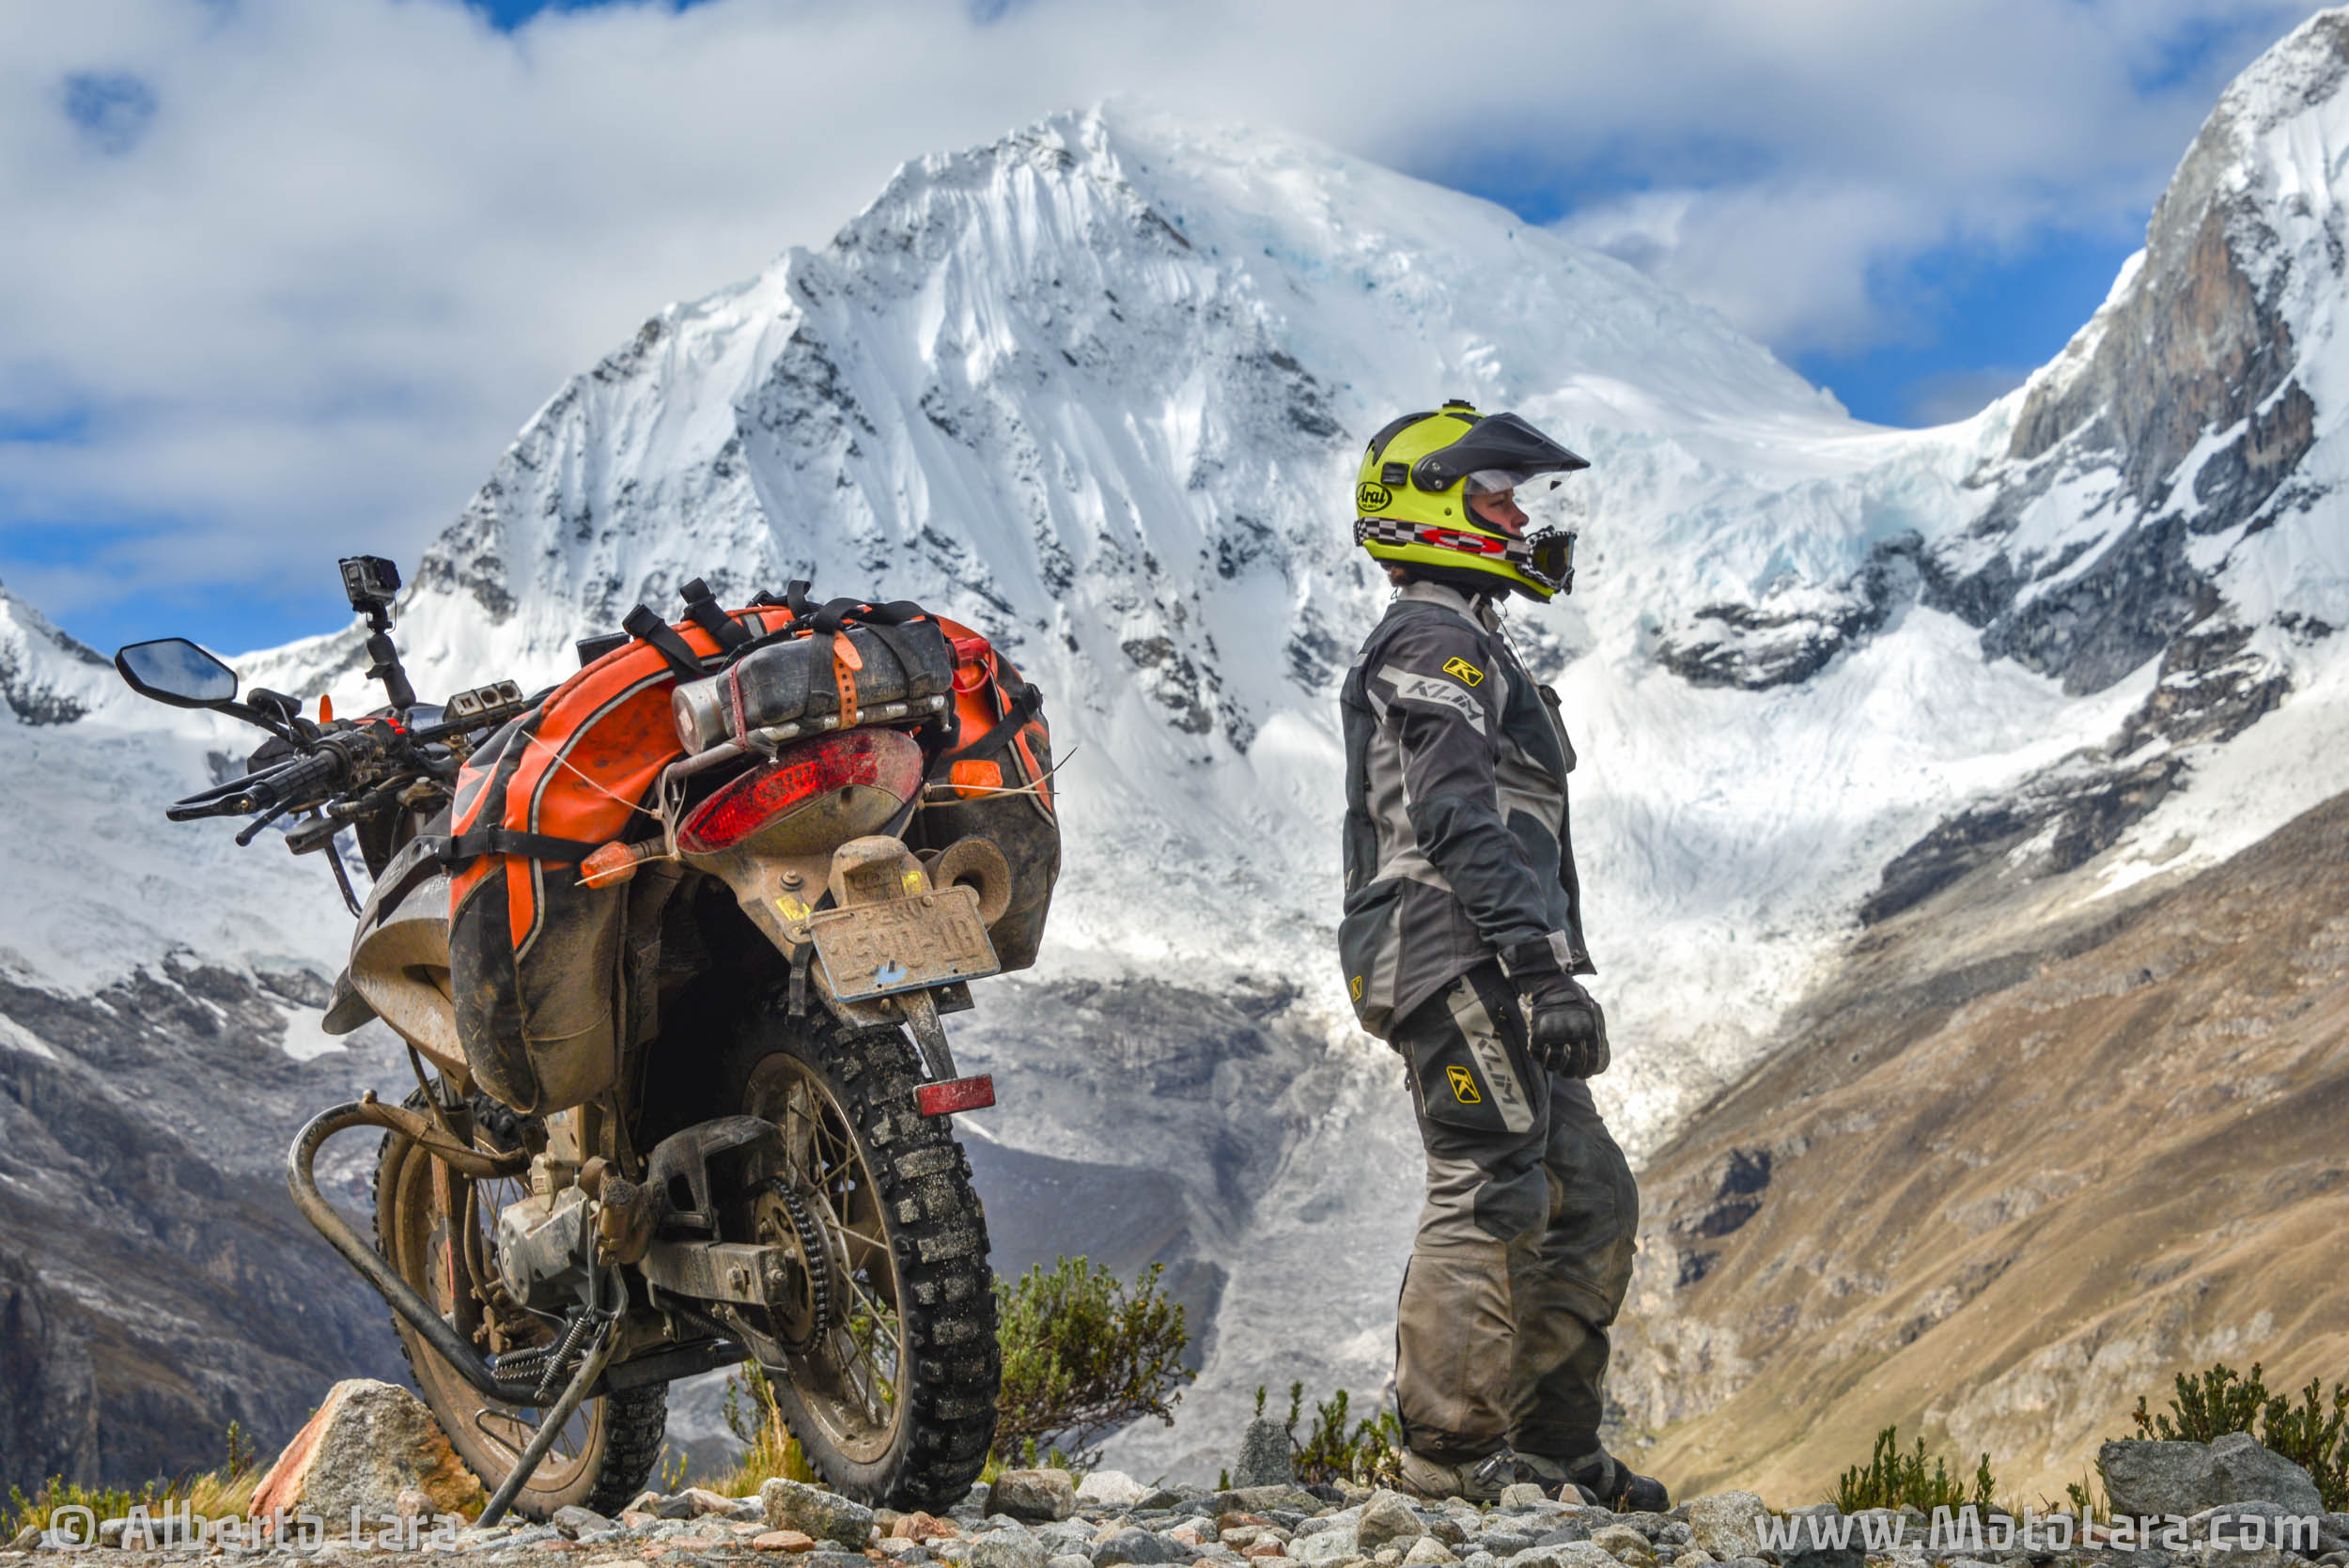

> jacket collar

[{"left": 1396, "top": 579, "right": 1504, "bottom": 630}]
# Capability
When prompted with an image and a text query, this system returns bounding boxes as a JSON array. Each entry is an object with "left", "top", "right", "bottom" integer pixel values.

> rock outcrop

[{"left": 246, "top": 1378, "right": 486, "bottom": 1524}]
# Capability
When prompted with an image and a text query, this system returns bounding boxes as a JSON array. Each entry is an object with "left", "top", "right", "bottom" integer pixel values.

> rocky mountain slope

[
  {"left": 1612, "top": 779, "right": 2349, "bottom": 1507},
  {"left": 6, "top": 8, "right": 2349, "bottom": 1488}
]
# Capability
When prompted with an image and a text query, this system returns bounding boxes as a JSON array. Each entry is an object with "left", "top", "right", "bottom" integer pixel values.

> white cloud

[{"left": 0, "top": 0, "right": 2319, "bottom": 629}]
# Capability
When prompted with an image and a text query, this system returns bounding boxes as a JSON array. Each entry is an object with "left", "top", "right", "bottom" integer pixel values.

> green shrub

[
  {"left": 2130, "top": 1361, "right": 2347, "bottom": 1512},
  {"left": 713, "top": 1361, "right": 816, "bottom": 1495},
  {"left": 1258, "top": 1381, "right": 1402, "bottom": 1487},
  {"left": 993, "top": 1257, "right": 1193, "bottom": 1467},
  {"left": 1831, "top": 1425, "right": 1997, "bottom": 1514}
]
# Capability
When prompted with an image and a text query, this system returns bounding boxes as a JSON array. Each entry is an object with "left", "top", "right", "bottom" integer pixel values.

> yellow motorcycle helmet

[{"left": 1353, "top": 399, "right": 1588, "bottom": 600}]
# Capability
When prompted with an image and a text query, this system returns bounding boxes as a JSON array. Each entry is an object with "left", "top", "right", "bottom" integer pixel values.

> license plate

[{"left": 809, "top": 885, "right": 1001, "bottom": 1001}]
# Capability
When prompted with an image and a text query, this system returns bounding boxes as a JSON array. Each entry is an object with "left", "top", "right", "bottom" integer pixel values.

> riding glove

[{"left": 1499, "top": 937, "right": 1610, "bottom": 1079}]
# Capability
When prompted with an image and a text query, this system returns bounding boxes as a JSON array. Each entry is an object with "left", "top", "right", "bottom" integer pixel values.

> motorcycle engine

[{"left": 494, "top": 1159, "right": 596, "bottom": 1313}]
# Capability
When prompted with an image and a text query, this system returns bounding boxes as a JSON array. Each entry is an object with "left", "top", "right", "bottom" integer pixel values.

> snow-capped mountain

[{"left": 7, "top": 8, "right": 2347, "bottom": 1485}]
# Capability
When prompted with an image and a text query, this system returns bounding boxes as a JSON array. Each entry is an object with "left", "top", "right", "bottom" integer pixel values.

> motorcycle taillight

[{"left": 677, "top": 729, "right": 922, "bottom": 854}]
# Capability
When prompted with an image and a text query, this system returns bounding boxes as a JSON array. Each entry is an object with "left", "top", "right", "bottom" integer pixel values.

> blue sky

[{"left": 2, "top": 0, "right": 2319, "bottom": 657}]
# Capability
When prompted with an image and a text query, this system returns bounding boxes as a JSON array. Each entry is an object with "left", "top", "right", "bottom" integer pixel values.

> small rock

[
  {"left": 755, "top": 1529, "right": 820, "bottom": 1552},
  {"left": 9, "top": 1523, "right": 43, "bottom": 1550},
  {"left": 763, "top": 1478, "right": 879, "bottom": 1545},
  {"left": 1683, "top": 1495, "right": 1766, "bottom": 1564},
  {"left": 1096, "top": 1525, "right": 1189, "bottom": 1565},
  {"left": 1050, "top": 1556, "right": 1097, "bottom": 1568},
  {"left": 554, "top": 1505, "right": 618, "bottom": 1538},
  {"left": 1358, "top": 1493, "right": 1425, "bottom": 1553},
  {"left": 1236, "top": 1420, "right": 1299, "bottom": 1489},
  {"left": 1667, "top": 1553, "right": 1714, "bottom": 1568},
  {"left": 995, "top": 1470, "right": 1081, "bottom": 1525},
  {"left": 1773, "top": 1541, "right": 1861, "bottom": 1568},
  {"left": 1293, "top": 1526, "right": 1361, "bottom": 1563},
  {"left": 1499, "top": 1486, "right": 1550, "bottom": 1511},
  {"left": 973, "top": 1529, "right": 1053, "bottom": 1568},
  {"left": 1522, "top": 1544, "right": 1622, "bottom": 1568},
  {"left": 1403, "top": 1538, "right": 1458, "bottom": 1566},
  {"left": 1532, "top": 1522, "right": 1594, "bottom": 1546},
  {"left": 1081, "top": 1473, "right": 1153, "bottom": 1512},
  {"left": 1589, "top": 1524, "right": 1653, "bottom": 1560},
  {"left": 896, "top": 1513, "right": 963, "bottom": 1541}
]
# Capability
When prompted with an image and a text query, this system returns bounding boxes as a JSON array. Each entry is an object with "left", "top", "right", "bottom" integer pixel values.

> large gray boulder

[
  {"left": 1234, "top": 1418, "right": 1297, "bottom": 1488},
  {"left": 2206, "top": 1432, "right": 2326, "bottom": 1516},
  {"left": 2099, "top": 1434, "right": 2326, "bottom": 1518},
  {"left": 2102, "top": 1439, "right": 2212, "bottom": 1516}
]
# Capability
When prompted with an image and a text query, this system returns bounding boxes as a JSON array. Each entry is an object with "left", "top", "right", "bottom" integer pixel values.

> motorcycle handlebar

[{"left": 163, "top": 726, "right": 389, "bottom": 822}]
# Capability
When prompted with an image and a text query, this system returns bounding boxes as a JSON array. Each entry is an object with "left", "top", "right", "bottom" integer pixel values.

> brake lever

[{"left": 235, "top": 798, "right": 301, "bottom": 847}]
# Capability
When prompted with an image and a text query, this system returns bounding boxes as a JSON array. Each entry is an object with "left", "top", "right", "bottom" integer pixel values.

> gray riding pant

[{"left": 1390, "top": 963, "right": 1640, "bottom": 1463}]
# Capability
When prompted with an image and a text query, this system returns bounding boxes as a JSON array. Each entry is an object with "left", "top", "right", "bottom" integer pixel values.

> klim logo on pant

[{"left": 1446, "top": 1064, "right": 1482, "bottom": 1104}]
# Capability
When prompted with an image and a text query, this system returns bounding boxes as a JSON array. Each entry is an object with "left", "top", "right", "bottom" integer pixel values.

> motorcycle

[{"left": 117, "top": 557, "right": 1059, "bottom": 1522}]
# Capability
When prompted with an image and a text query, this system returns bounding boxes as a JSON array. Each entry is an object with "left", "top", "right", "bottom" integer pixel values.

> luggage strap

[
  {"left": 430, "top": 827, "right": 605, "bottom": 869},
  {"left": 621, "top": 604, "right": 708, "bottom": 680},
  {"left": 942, "top": 680, "right": 1043, "bottom": 767},
  {"left": 679, "top": 578, "right": 754, "bottom": 653}
]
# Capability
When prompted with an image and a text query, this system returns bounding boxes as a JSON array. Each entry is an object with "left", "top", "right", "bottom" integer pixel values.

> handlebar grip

[{"left": 242, "top": 749, "right": 346, "bottom": 811}]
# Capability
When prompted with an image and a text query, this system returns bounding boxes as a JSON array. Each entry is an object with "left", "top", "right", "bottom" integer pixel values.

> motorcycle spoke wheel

[
  {"left": 733, "top": 1016, "right": 999, "bottom": 1510},
  {"left": 754, "top": 1057, "right": 907, "bottom": 1464}
]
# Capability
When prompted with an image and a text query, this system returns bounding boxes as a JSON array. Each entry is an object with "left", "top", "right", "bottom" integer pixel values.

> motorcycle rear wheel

[
  {"left": 728, "top": 1013, "right": 1000, "bottom": 1509},
  {"left": 374, "top": 1093, "right": 667, "bottom": 1520}
]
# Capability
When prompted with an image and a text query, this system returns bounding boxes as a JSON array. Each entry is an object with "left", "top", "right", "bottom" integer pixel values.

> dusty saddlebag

[
  {"left": 445, "top": 603, "right": 791, "bottom": 1112},
  {"left": 910, "top": 617, "right": 1060, "bottom": 972}
]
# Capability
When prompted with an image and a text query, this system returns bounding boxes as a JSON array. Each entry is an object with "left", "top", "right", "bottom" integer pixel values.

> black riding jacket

[{"left": 1337, "top": 581, "right": 1591, "bottom": 1039}]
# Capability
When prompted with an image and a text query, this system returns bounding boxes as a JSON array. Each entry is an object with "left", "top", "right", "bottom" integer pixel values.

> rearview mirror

[{"left": 115, "top": 638, "right": 241, "bottom": 708}]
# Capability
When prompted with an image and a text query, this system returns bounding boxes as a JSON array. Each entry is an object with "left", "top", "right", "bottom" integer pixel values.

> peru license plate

[{"left": 808, "top": 886, "right": 1001, "bottom": 1001}]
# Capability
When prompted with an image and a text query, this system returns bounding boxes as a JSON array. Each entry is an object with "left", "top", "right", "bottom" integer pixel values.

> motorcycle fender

[{"left": 347, "top": 838, "right": 467, "bottom": 1075}]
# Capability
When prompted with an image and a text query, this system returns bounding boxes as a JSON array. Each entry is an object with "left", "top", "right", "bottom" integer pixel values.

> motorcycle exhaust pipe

[{"left": 286, "top": 1100, "right": 540, "bottom": 1408}]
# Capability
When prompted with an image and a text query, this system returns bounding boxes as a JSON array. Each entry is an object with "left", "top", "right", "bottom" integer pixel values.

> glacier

[{"left": 6, "top": 6, "right": 2349, "bottom": 1483}]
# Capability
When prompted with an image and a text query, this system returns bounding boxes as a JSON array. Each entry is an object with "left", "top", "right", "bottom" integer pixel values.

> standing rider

[{"left": 1338, "top": 400, "right": 1666, "bottom": 1510}]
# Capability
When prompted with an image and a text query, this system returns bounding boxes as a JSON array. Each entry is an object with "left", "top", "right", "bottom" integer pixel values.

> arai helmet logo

[{"left": 1357, "top": 481, "right": 1392, "bottom": 511}]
